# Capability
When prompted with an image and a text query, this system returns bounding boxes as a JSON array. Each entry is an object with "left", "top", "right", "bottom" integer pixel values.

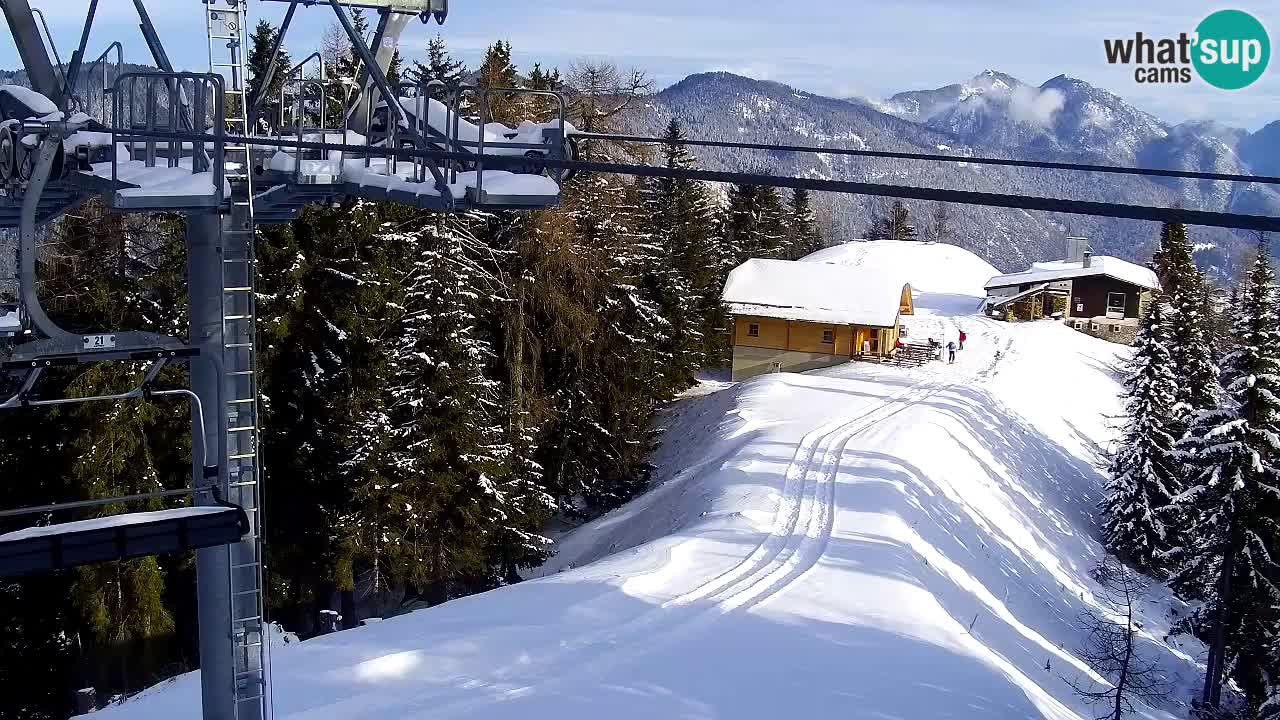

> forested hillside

[{"left": 0, "top": 32, "right": 826, "bottom": 717}]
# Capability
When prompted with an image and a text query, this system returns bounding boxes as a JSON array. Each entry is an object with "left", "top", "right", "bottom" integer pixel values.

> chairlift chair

[{"left": 0, "top": 486, "right": 250, "bottom": 578}]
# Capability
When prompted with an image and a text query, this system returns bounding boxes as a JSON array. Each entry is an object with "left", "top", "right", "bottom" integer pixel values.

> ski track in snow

[
  {"left": 417, "top": 321, "right": 995, "bottom": 718},
  {"left": 295, "top": 339, "right": 978, "bottom": 720}
]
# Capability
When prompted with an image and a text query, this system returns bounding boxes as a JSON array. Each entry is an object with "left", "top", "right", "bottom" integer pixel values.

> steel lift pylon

[{"left": 0, "top": 1, "right": 571, "bottom": 718}]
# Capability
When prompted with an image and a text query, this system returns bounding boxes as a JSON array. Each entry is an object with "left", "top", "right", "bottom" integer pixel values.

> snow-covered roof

[
  {"left": 985, "top": 256, "right": 1159, "bottom": 291},
  {"left": 801, "top": 239, "right": 998, "bottom": 299},
  {"left": 722, "top": 258, "right": 909, "bottom": 328},
  {"left": 0, "top": 85, "right": 58, "bottom": 116},
  {"left": 988, "top": 283, "right": 1058, "bottom": 307}
]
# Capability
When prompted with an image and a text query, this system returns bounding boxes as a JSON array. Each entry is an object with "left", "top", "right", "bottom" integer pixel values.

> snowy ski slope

[{"left": 93, "top": 243, "right": 1203, "bottom": 720}]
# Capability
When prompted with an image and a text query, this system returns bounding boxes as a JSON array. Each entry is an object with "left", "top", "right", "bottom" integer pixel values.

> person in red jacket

[{"left": 958, "top": 329, "right": 967, "bottom": 350}]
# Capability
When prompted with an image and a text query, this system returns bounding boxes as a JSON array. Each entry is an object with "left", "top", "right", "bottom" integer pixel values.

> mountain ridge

[{"left": 636, "top": 69, "right": 1277, "bottom": 275}]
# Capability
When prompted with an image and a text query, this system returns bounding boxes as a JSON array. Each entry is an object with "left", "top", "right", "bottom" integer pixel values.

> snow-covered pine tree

[
  {"left": 638, "top": 118, "right": 721, "bottom": 385},
  {"left": 1153, "top": 222, "right": 1218, "bottom": 426},
  {"left": 786, "top": 187, "right": 823, "bottom": 260},
  {"left": 721, "top": 183, "right": 789, "bottom": 263},
  {"left": 256, "top": 200, "right": 390, "bottom": 630},
  {"left": 368, "top": 211, "right": 552, "bottom": 598},
  {"left": 544, "top": 165, "right": 671, "bottom": 515},
  {"left": 1101, "top": 296, "right": 1181, "bottom": 574},
  {"left": 1168, "top": 239, "right": 1280, "bottom": 715},
  {"left": 411, "top": 34, "right": 467, "bottom": 91}
]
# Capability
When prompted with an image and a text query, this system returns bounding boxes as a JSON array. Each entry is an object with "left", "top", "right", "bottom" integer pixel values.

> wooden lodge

[
  {"left": 721, "top": 258, "right": 914, "bottom": 380},
  {"left": 984, "top": 251, "right": 1159, "bottom": 344}
]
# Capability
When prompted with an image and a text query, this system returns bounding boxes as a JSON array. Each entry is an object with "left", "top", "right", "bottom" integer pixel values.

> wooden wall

[
  {"left": 734, "top": 316, "right": 855, "bottom": 357},
  {"left": 1067, "top": 276, "right": 1145, "bottom": 319}
]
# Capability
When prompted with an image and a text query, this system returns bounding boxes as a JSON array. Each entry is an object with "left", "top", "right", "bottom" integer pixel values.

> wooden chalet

[
  {"left": 984, "top": 251, "right": 1160, "bottom": 343},
  {"left": 722, "top": 259, "right": 914, "bottom": 380}
]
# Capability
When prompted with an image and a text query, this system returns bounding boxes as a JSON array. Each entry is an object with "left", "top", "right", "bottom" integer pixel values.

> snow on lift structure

[
  {"left": 0, "top": 79, "right": 236, "bottom": 577},
  {"left": 249, "top": 0, "right": 572, "bottom": 218}
]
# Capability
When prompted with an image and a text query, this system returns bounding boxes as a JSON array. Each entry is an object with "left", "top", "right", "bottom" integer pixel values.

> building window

[
  {"left": 1091, "top": 323, "right": 1100, "bottom": 332},
  {"left": 1111, "top": 324, "right": 1121, "bottom": 333},
  {"left": 1107, "top": 292, "right": 1126, "bottom": 315},
  {"left": 822, "top": 329, "right": 834, "bottom": 344},
  {"left": 748, "top": 323, "right": 760, "bottom": 338},
  {"left": 1074, "top": 320, "right": 1085, "bottom": 330},
  {"left": 1075, "top": 300, "right": 1084, "bottom": 313}
]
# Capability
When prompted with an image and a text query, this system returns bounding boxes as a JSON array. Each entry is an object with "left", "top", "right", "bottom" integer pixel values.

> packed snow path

[{"left": 95, "top": 248, "right": 1202, "bottom": 720}]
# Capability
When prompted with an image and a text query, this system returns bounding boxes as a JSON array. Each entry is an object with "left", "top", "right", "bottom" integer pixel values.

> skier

[
  {"left": 958, "top": 329, "right": 967, "bottom": 350},
  {"left": 946, "top": 340, "right": 956, "bottom": 364}
]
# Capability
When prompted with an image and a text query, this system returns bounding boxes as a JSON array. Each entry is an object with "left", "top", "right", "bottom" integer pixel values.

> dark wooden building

[{"left": 983, "top": 252, "right": 1160, "bottom": 343}]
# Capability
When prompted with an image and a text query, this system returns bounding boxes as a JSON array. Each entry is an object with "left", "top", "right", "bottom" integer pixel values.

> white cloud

[
  {"left": 1081, "top": 103, "right": 1115, "bottom": 129},
  {"left": 1008, "top": 85, "right": 1066, "bottom": 127}
]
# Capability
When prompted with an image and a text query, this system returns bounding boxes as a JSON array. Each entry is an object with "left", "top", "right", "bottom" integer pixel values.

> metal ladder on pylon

[{"left": 206, "top": 2, "right": 271, "bottom": 718}]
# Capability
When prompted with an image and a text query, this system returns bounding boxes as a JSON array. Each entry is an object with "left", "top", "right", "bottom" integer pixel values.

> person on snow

[
  {"left": 946, "top": 340, "right": 956, "bottom": 364},
  {"left": 958, "top": 329, "right": 967, "bottom": 350}
]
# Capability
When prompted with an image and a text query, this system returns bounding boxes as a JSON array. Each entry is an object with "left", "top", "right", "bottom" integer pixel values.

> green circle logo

[{"left": 1193, "top": 10, "right": 1270, "bottom": 90}]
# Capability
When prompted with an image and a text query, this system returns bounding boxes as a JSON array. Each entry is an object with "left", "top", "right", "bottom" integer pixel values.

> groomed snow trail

[
  {"left": 421, "top": 366, "right": 973, "bottom": 719},
  {"left": 93, "top": 245, "right": 1204, "bottom": 720}
]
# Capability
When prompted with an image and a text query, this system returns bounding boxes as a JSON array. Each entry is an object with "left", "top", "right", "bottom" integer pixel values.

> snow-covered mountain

[
  {"left": 873, "top": 69, "right": 1024, "bottom": 123},
  {"left": 1240, "top": 120, "right": 1280, "bottom": 177},
  {"left": 94, "top": 242, "right": 1204, "bottom": 720},
  {"left": 636, "top": 70, "right": 1276, "bottom": 275}
]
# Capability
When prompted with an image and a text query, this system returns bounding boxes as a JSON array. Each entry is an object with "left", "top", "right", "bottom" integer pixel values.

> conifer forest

[{"left": 0, "top": 27, "right": 825, "bottom": 716}]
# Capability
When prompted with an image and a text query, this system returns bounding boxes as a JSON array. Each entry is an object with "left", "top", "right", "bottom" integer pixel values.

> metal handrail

[
  {"left": 471, "top": 85, "right": 568, "bottom": 204},
  {"left": 283, "top": 78, "right": 328, "bottom": 183},
  {"left": 278, "top": 53, "right": 327, "bottom": 181},
  {"left": 80, "top": 42, "right": 124, "bottom": 124},
  {"left": 355, "top": 78, "right": 452, "bottom": 202},
  {"left": 111, "top": 72, "right": 225, "bottom": 206},
  {"left": 0, "top": 487, "right": 217, "bottom": 519},
  {"left": 29, "top": 7, "right": 72, "bottom": 109},
  {"left": 277, "top": 52, "right": 325, "bottom": 123}
]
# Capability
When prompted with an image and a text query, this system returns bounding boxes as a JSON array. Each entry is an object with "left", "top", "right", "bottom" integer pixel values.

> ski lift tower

[{"left": 0, "top": 1, "right": 572, "bottom": 718}]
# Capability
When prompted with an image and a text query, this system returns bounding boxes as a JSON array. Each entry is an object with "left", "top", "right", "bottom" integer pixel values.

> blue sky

[{"left": 3, "top": 0, "right": 1277, "bottom": 130}]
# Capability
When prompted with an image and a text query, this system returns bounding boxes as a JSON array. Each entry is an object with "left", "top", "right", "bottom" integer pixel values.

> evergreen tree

[
  {"left": 411, "top": 34, "right": 467, "bottom": 92},
  {"left": 639, "top": 119, "right": 721, "bottom": 384},
  {"left": 246, "top": 19, "right": 292, "bottom": 132},
  {"left": 786, "top": 187, "right": 823, "bottom": 260},
  {"left": 257, "top": 202, "right": 389, "bottom": 630},
  {"left": 524, "top": 62, "right": 563, "bottom": 121},
  {"left": 1101, "top": 297, "right": 1181, "bottom": 574},
  {"left": 1168, "top": 240, "right": 1280, "bottom": 715},
  {"left": 868, "top": 200, "right": 918, "bottom": 241},
  {"left": 386, "top": 48, "right": 403, "bottom": 90},
  {"left": 1153, "top": 222, "right": 1218, "bottom": 426},
  {"left": 722, "top": 183, "right": 789, "bottom": 263},
  {"left": 476, "top": 40, "right": 519, "bottom": 126},
  {"left": 357, "top": 212, "right": 552, "bottom": 598}
]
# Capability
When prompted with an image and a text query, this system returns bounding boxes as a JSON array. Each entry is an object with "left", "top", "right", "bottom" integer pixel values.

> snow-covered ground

[{"left": 94, "top": 244, "right": 1203, "bottom": 720}]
